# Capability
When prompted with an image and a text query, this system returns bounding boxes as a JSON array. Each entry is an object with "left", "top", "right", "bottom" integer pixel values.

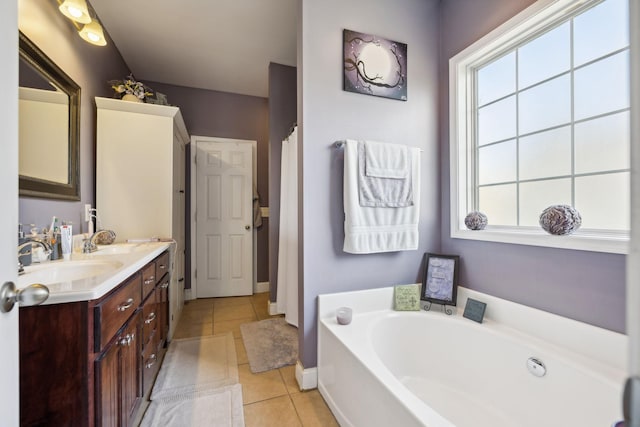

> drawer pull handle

[
  {"left": 145, "top": 312, "right": 157, "bottom": 324},
  {"left": 117, "top": 298, "right": 135, "bottom": 312},
  {"left": 159, "top": 264, "right": 166, "bottom": 270},
  {"left": 144, "top": 276, "right": 155, "bottom": 285},
  {"left": 160, "top": 282, "right": 169, "bottom": 289},
  {"left": 119, "top": 333, "right": 134, "bottom": 347},
  {"left": 145, "top": 353, "right": 157, "bottom": 369}
]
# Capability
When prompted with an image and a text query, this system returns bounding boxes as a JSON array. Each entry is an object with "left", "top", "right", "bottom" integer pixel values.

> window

[{"left": 450, "top": 0, "right": 630, "bottom": 253}]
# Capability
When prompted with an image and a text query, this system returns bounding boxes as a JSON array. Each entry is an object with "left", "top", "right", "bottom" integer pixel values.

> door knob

[
  {"left": 245, "top": 225, "right": 251, "bottom": 230},
  {"left": 0, "top": 281, "right": 49, "bottom": 313}
]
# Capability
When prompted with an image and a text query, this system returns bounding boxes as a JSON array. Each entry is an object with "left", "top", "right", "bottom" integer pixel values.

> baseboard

[
  {"left": 295, "top": 360, "right": 318, "bottom": 391},
  {"left": 255, "top": 281, "right": 269, "bottom": 293},
  {"left": 269, "top": 301, "right": 283, "bottom": 316},
  {"left": 184, "top": 289, "right": 194, "bottom": 301}
]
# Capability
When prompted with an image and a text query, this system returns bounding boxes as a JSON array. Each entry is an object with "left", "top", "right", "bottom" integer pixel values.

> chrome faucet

[
  {"left": 18, "top": 238, "right": 52, "bottom": 274},
  {"left": 83, "top": 229, "right": 117, "bottom": 253}
]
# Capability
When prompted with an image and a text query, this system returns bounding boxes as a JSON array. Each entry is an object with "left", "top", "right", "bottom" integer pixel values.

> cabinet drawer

[
  {"left": 95, "top": 274, "right": 142, "bottom": 352},
  {"left": 142, "top": 331, "right": 160, "bottom": 396},
  {"left": 141, "top": 293, "right": 157, "bottom": 347},
  {"left": 155, "top": 252, "right": 170, "bottom": 283},
  {"left": 142, "top": 263, "right": 156, "bottom": 299}
]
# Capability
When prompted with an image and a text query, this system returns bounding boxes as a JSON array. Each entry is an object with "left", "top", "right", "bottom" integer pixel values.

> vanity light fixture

[
  {"left": 78, "top": 20, "right": 107, "bottom": 46},
  {"left": 57, "top": 0, "right": 107, "bottom": 47},
  {"left": 58, "top": 0, "right": 91, "bottom": 24}
]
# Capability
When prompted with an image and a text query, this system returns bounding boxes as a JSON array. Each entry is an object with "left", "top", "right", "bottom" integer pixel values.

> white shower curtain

[{"left": 276, "top": 126, "right": 299, "bottom": 327}]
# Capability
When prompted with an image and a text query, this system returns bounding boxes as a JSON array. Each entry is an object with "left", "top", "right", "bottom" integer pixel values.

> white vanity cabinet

[{"left": 95, "top": 97, "right": 187, "bottom": 340}]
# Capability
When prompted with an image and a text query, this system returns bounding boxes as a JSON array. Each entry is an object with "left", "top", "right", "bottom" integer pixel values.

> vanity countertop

[{"left": 18, "top": 241, "right": 172, "bottom": 305}]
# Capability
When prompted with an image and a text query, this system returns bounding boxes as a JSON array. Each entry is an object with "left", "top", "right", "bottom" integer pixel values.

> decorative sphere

[
  {"left": 539, "top": 205, "right": 581, "bottom": 235},
  {"left": 464, "top": 211, "right": 488, "bottom": 230}
]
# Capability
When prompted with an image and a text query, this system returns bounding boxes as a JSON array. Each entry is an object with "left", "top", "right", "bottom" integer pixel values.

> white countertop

[{"left": 18, "top": 242, "right": 172, "bottom": 305}]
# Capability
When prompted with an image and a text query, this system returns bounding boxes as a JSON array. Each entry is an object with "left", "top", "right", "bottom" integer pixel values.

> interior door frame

[{"left": 189, "top": 135, "right": 257, "bottom": 300}]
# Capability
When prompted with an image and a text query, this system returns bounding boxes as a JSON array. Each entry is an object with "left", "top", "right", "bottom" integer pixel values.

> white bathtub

[{"left": 318, "top": 286, "right": 627, "bottom": 427}]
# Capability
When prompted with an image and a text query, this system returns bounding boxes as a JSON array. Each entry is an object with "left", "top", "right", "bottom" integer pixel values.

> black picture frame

[
  {"left": 421, "top": 253, "right": 460, "bottom": 306},
  {"left": 343, "top": 29, "right": 407, "bottom": 101}
]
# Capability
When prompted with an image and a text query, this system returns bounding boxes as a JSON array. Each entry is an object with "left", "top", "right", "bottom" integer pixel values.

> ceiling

[{"left": 91, "top": 0, "right": 297, "bottom": 98}]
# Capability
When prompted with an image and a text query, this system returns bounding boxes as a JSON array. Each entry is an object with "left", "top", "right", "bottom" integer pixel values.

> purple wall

[
  {"left": 268, "top": 63, "right": 297, "bottom": 302},
  {"left": 18, "top": 0, "right": 130, "bottom": 229},
  {"left": 146, "top": 81, "right": 270, "bottom": 283},
  {"left": 299, "top": 0, "right": 441, "bottom": 368},
  {"left": 438, "top": 0, "right": 626, "bottom": 333}
]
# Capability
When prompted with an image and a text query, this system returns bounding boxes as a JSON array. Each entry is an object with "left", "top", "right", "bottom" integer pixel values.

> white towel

[
  {"left": 358, "top": 141, "right": 413, "bottom": 207},
  {"left": 364, "top": 140, "right": 409, "bottom": 178},
  {"left": 343, "top": 139, "right": 421, "bottom": 254}
]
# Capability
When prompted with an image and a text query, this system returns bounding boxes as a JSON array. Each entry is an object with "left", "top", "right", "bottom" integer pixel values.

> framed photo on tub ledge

[{"left": 420, "top": 253, "right": 459, "bottom": 315}]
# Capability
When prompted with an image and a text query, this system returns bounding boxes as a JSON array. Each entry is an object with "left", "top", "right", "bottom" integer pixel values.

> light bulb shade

[
  {"left": 79, "top": 20, "right": 107, "bottom": 46},
  {"left": 58, "top": 0, "right": 91, "bottom": 24}
]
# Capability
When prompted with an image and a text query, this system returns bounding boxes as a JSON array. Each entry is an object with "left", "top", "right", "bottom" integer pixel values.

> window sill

[{"left": 451, "top": 226, "right": 629, "bottom": 254}]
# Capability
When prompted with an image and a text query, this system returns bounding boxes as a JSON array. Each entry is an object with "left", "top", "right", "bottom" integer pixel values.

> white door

[
  {"left": 627, "top": 1, "right": 639, "bottom": 424},
  {"left": 1, "top": 1, "right": 20, "bottom": 424},
  {"left": 195, "top": 137, "right": 254, "bottom": 297}
]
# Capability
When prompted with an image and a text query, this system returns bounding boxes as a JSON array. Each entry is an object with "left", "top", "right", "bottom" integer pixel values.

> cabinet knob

[
  {"left": 145, "top": 353, "right": 157, "bottom": 369},
  {"left": 145, "top": 312, "right": 157, "bottom": 324},
  {"left": 245, "top": 225, "right": 251, "bottom": 231},
  {"left": 117, "top": 298, "right": 135, "bottom": 312},
  {"left": 119, "top": 333, "right": 134, "bottom": 346},
  {"left": 160, "top": 282, "right": 169, "bottom": 289}
]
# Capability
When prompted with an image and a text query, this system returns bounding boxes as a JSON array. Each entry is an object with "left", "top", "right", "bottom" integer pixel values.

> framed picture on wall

[
  {"left": 343, "top": 29, "right": 407, "bottom": 101},
  {"left": 421, "top": 253, "right": 460, "bottom": 306}
]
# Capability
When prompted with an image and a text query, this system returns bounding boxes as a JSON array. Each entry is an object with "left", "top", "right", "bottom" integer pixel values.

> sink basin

[
  {"left": 93, "top": 243, "right": 149, "bottom": 255},
  {"left": 17, "top": 260, "right": 123, "bottom": 286}
]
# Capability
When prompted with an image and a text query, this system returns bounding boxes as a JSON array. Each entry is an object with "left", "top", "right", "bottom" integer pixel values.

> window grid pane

[{"left": 473, "top": 0, "right": 630, "bottom": 231}]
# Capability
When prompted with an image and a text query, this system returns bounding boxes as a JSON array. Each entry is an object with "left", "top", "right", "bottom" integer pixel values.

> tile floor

[{"left": 172, "top": 292, "right": 339, "bottom": 427}]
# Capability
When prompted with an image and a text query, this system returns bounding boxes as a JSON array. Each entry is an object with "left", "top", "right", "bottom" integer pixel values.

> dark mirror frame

[{"left": 19, "top": 31, "right": 80, "bottom": 201}]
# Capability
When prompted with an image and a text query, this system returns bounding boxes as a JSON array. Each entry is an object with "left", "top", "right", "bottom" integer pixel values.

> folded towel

[
  {"left": 364, "top": 140, "right": 409, "bottom": 178},
  {"left": 344, "top": 140, "right": 421, "bottom": 254},
  {"left": 358, "top": 141, "right": 413, "bottom": 208}
]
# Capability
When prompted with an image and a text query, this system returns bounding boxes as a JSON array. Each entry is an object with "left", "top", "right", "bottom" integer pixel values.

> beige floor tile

[
  {"left": 180, "top": 307, "right": 214, "bottom": 325},
  {"left": 184, "top": 298, "right": 215, "bottom": 309},
  {"left": 172, "top": 322, "right": 213, "bottom": 339},
  {"left": 213, "top": 296, "right": 253, "bottom": 309},
  {"left": 235, "top": 338, "right": 248, "bottom": 365},
  {"left": 238, "top": 364, "right": 288, "bottom": 404},
  {"left": 251, "top": 292, "right": 270, "bottom": 305},
  {"left": 214, "top": 317, "right": 257, "bottom": 339},
  {"left": 253, "top": 301, "right": 272, "bottom": 320},
  {"left": 244, "top": 395, "right": 301, "bottom": 427},
  {"left": 214, "top": 303, "right": 257, "bottom": 322},
  {"left": 290, "top": 390, "right": 338, "bottom": 427},
  {"left": 279, "top": 365, "right": 300, "bottom": 395}
]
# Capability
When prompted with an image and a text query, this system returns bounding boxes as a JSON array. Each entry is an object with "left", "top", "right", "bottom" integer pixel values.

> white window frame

[{"left": 450, "top": 0, "right": 630, "bottom": 254}]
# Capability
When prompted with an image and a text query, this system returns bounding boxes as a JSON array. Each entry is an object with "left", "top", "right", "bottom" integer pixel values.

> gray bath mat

[
  {"left": 240, "top": 318, "right": 298, "bottom": 373},
  {"left": 142, "top": 384, "right": 244, "bottom": 427},
  {"left": 151, "top": 332, "right": 238, "bottom": 401}
]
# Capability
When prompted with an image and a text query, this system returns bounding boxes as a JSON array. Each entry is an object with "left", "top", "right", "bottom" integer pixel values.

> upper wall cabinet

[{"left": 95, "top": 97, "right": 188, "bottom": 339}]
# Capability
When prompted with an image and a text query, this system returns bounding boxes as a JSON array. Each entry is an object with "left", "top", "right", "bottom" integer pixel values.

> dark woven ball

[
  {"left": 539, "top": 205, "right": 581, "bottom": 235},
  {"left": 464, "top": 211, "right": 488, "bottom": 230}
]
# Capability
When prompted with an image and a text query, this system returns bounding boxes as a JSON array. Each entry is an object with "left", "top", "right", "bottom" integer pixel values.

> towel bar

[{"left": 334, "top": 141, "right": 422, "bottom": 152}]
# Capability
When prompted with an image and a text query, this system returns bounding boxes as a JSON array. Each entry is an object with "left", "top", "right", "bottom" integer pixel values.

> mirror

[{"left": 19, "top": 31, "right": 80, "bottom": 200}]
